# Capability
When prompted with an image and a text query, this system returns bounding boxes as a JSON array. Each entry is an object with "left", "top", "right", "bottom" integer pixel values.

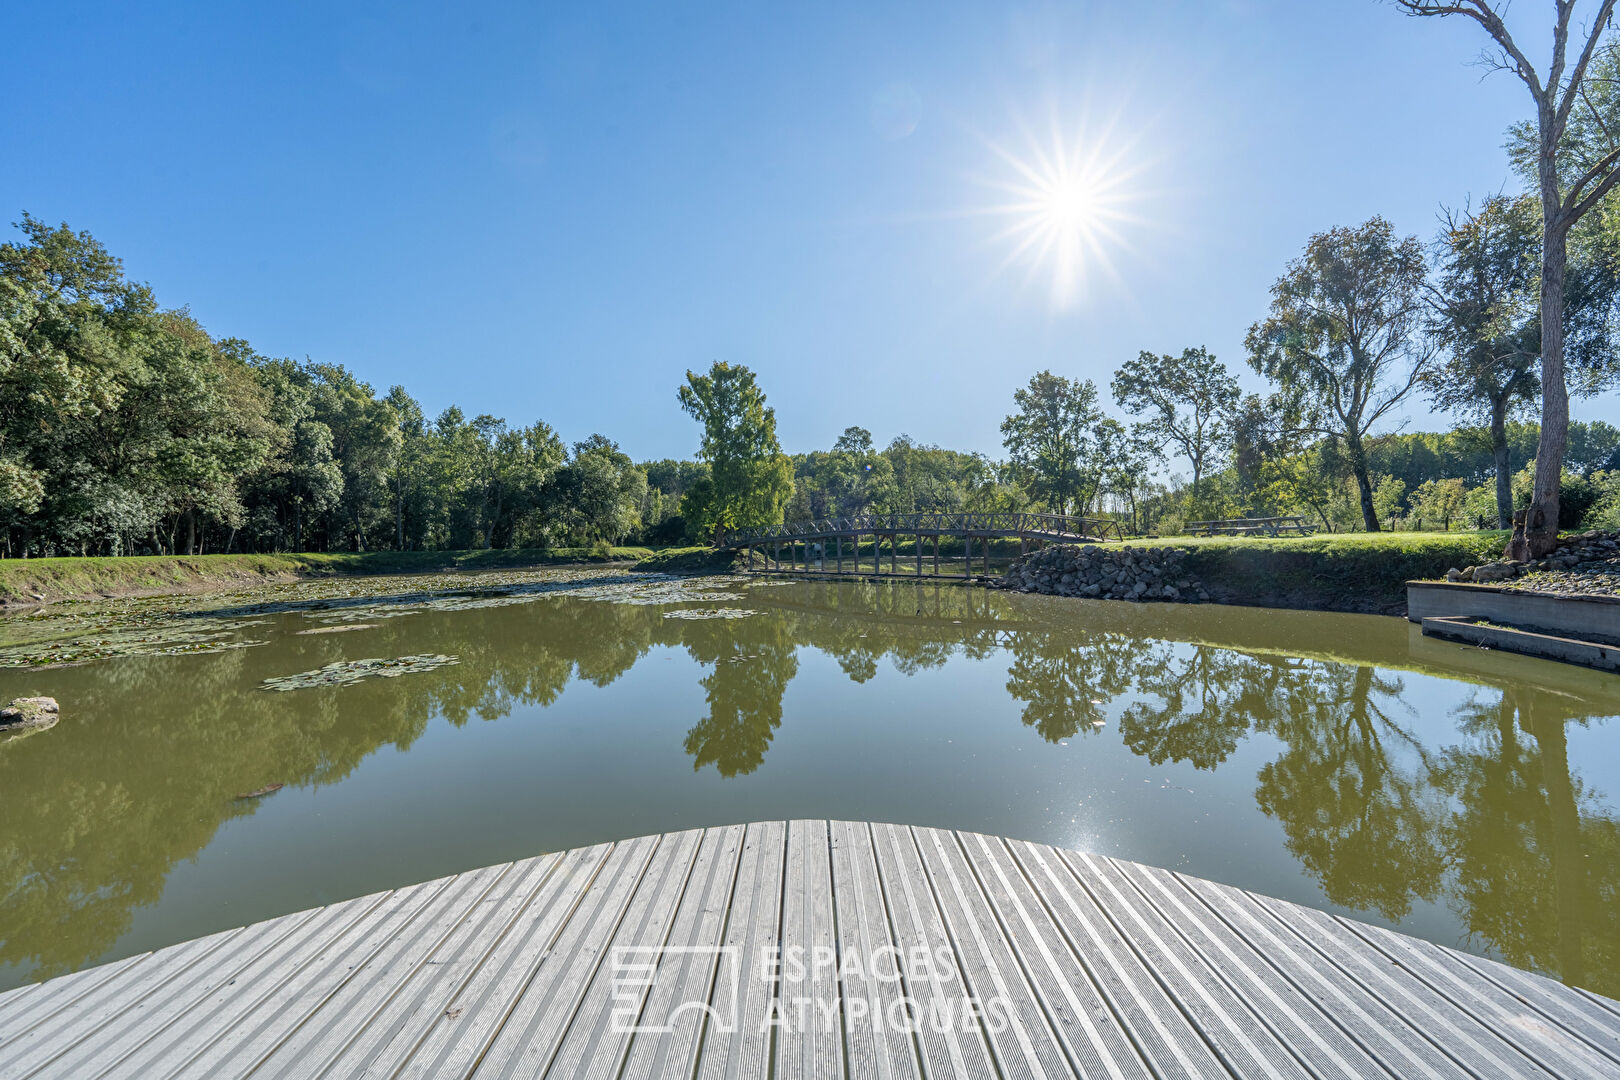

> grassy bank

[
  {"left": 1124, "top": 531, "right": 1510, "bottom": 614},
  {"left": 630, "top": 546, "right": 741, "bottom": 574},
  {"left": 0, "top": 546, "right": 655, "bottom": 605}
]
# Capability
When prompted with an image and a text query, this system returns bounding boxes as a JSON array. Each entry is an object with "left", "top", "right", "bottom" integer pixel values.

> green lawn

[{"left": 0, "top": 546, "right": 655, "bottom": 604}]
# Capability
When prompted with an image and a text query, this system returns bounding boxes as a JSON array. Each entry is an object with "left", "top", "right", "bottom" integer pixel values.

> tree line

[
  {"left": 4, "top": 203, "right": 1619, "bottom": 558},
  {"left": 989, "top": 206, "right": 1620, "bottom": 536}
]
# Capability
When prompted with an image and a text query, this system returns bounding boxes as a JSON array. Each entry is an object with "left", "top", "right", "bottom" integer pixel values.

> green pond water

[{"left": 2, "top": 567, "right": 1619, "bottom": 997}]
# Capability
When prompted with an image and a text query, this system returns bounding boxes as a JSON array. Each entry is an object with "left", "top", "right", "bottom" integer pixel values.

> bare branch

[
  {"left": 1392, "top": 0, "right": 1548, "bottom": 98},
  {"left": 1554, "top": 0, "right": 1619, "bottom": 129}
]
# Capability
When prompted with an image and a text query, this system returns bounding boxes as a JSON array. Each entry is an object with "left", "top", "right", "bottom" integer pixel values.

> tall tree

[
  {"left": 677, "top": 362, "right": 794, "bottom": 543},
  {"left": 1245, "top": 217, "right": 1433, "bottom": 532},
  {"left": 1000, "top": 371, "right": 1107, "bottom": 516},
  {"left": 1425, "top": 195, "right": 1542, "bottom": 528},
  {"left": 1111, "top": 346, "right": 1239, "bottom": 506},
  {"left": 1395, "top": 0, "right": 1620, "bottom": 554}
]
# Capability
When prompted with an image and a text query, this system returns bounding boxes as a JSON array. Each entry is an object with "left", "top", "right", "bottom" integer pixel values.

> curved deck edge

[{"left": 1, "top": 821, "right": 1616, "bottom": 1079}]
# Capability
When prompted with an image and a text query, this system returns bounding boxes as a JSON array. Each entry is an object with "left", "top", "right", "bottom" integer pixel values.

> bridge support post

[
  {"left": 836, "top": 534, "right": 842, "bottom": 573},
  {"left": 932, "top": 534, "right": 939, "bottom": 575},
  {"left": 889, "top": 533, "right": 897, "bottom": 574},
  {"left": 983, "top": 538, "right": 991, "bottom": 577},
  {"left": 916, "top": 534, "right": 922, "bottom": 576},
  {"left": 963, "top": 535, "right": 971, "bottom": 578},
  {"left": 773, "top": 540, "right": 780, "bottom": 570}
]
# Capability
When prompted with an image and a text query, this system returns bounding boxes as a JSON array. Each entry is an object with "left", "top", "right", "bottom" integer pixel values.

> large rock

[
  {"left": 996, "top": 544, "right": 1203, "bottom": 604},
  {"left": 0, "top": 696, "right": 59, "bottom": 736}
]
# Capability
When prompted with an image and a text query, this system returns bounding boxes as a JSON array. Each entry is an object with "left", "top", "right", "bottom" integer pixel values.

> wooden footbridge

[
  {"left": 3, "top": 821, "right": 1616, "bottom": 1079},
  {"left": 721, "top": 512, "right": 1123, "bottom": 578}
]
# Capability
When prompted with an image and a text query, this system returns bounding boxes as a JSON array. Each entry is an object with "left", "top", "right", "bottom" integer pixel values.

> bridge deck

[{"left": 2, "top": 821, "right": 1616, "bottom": 1079}]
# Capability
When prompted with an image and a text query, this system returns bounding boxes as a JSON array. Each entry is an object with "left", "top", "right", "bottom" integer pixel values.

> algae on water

[{"left": 260, "top": 654, "right": 461, "bottom": 692}]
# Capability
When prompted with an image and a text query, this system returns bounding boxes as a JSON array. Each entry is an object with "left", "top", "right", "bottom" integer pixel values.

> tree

[
  {"left": 1411, "top": 477, "right": 1469, "bottom": 530},
  {"left": 1425, "top": 195, "right": 1542, "bottom": 528},
  {"left": 676, "top": 362, "right": 794, "bottom": 543},
  {"left": 999, "top": 371, "right": 1107, "bottom": 515},
  {"left": 1246, "top": 218, "right": 1433, "bottom": 532},
  {"left": 0, "top": 216, "right": 152, "bottom": 549},
  {"left": 550, "top": 434, "right": 642, "bottom": 544},
  {"left": 1111, "top": 346, "right": 1239, "bottom": 507},
  {"left": 1096, "top": 421, "right": 1161, "bottom": 534},
  {"left": 1395, "top": 0, "right": 1620, "bottom": 554}
]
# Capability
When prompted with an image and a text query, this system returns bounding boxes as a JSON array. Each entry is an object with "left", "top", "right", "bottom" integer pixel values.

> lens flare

[{"left": 977, "top": 110, "right": 1152, "bottom": 308}]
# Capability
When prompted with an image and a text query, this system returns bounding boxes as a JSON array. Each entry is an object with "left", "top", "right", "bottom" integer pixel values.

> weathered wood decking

[{"left": 2, "top": 821, "right": 1617, "bottom": 1079}]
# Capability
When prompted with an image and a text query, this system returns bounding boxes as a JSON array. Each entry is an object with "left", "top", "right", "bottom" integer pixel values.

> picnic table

[{"left": 1186, "top": 515, "right": 1315, "bottom": 537}]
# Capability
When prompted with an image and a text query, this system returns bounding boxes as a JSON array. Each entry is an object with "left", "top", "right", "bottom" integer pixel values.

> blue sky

[{"left": 5, "top": 1, "right": 1603, "bottom": 462}]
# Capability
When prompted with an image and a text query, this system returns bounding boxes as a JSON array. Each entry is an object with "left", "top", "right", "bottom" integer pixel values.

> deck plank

[
  {"left": 868, "top": 822, "right": 997, "bottom": 1080},
  {"left": 0, "top": 821, "right": 1615, "bottom": 1080},
  {"left": 1109, "top": 857, "right": 1398, "bottom": 1080},
  {"left": 384, "top": 840, "right": 627, "bottom": 1080},
  {"left": 1167, "top": 871, "right": 1472, "bottom": 1080},
  {"left": 1059, "top": 849, "right": 1315, "bottom": 1080},
  {"left": 1003, "top": 839, "right": 1228, "bottom": 1080},
  {"left": 1245, "top": 891, "right": 1554, "bottom": 1079},
  {"left": 694, "top": 820, "right": 786, "bottom": 1080},
  {"left": 620, "top": 824, "right": 746, "bottom": 1080},
  {"left": 827, "top": 820, "right": 921, "bottom": 1080},
  {"left": 254, "top": 856, "right": 559, "bottom": 1078}
]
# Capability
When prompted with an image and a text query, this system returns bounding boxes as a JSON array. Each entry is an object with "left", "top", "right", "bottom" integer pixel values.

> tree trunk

[
  {"left": 1523, "top": 696, "right": 1587, "bottom": 990},
  {"left": 485, "top": 489, "right": 501, "bottom": 550},
  {"left": 1344, "top": 432, "right": 1380, "bottom": 532},
  {"left": 184, "top": 511, "right": 196, "bottom": 556},
  {"left": 1490, "top": 393, "right": 1513, "bottom": 530},
  {"left": 1525, "top": 216, "right": 1568, "bottom": 556}
]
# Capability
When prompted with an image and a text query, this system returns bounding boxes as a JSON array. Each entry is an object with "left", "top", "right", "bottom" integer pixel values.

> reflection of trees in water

[
  {"left": 680, "top": 618, "right": 798, "bottom": 778},
  {"left": 1002, "top": 631, "right": 1145, "bottom": 741},
  {"left": 5, "top": 577, "right": 1620, "bottom": 998},
  {"left": 1092, "top": 640, "right": 1620, "bottom": 992},
  {"left": 1117, "top": 646, "right": 1282, "bottom": 769},
  {"left": 1254, "top": 664, "right": 1445, "bottom": 921},
  {"left": 1438, "top": 689, "right": 1620, "bottom": 991},
  {"left": 0, "top": 595, "right": 670, "bottom": 982}
]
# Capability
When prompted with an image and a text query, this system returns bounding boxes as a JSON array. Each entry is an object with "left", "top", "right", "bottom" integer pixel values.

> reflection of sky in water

[{"left": 1, "top": 572, "right": 1617, "bottom": 998}]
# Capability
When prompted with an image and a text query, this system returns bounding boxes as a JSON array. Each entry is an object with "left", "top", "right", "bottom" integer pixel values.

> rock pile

[
  {"left": 1446, "top": 529, "right": 1620, "bottom": 597},
  {"left": 0, "top": 696, "right": 59, "bottom": 735},
  {"left": 995, "top": 544, "right": 1209, "bottom": 603}
]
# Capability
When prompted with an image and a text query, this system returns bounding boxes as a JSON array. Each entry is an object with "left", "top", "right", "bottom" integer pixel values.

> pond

[{"left": 2, "top": 567, "right": 1618, "bottom": 998}]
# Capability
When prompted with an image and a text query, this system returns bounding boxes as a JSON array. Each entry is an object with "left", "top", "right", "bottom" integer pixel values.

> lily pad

[{"left": 260, "top": 653, "right": 461, "bottom": 691}]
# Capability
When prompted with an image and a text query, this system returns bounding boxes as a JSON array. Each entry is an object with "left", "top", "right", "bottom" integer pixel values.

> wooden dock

[{"left": 2, "top": 821, "right": 1617, "bottom": 1079}]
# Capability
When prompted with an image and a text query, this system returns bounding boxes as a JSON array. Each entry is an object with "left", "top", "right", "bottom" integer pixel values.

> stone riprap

[
  {"left": 1445, "top": 529, "right": 1620, "bottom": 597},
  {"left": 0, "top": 696, "right": 59, "bottom": 735},
  {"left": 995, "top": 544, "right": 1210, "bottom": 602}
]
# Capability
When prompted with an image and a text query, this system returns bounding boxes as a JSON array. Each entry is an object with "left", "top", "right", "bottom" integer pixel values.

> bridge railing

[{"left": 719, "top": 511, "right": 1122, "bottom": 548}]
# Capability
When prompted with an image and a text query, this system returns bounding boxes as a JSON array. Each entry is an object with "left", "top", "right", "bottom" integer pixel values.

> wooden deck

[{"left": 2, "top": 821, "right": 1617, "bottom": 1079}]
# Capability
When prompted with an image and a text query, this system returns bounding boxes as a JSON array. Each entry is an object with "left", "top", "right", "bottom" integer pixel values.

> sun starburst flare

[{"left": 976, "top": 111, "right": 1155, "bottom": 308}]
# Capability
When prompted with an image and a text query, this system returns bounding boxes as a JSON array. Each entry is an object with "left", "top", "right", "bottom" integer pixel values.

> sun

[
  {"left": 1041, "top": 179, "right": 1100, "bottom": 231},
  {"left": 977, "top": 112, "right": 1149, "bottom": 308}
]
